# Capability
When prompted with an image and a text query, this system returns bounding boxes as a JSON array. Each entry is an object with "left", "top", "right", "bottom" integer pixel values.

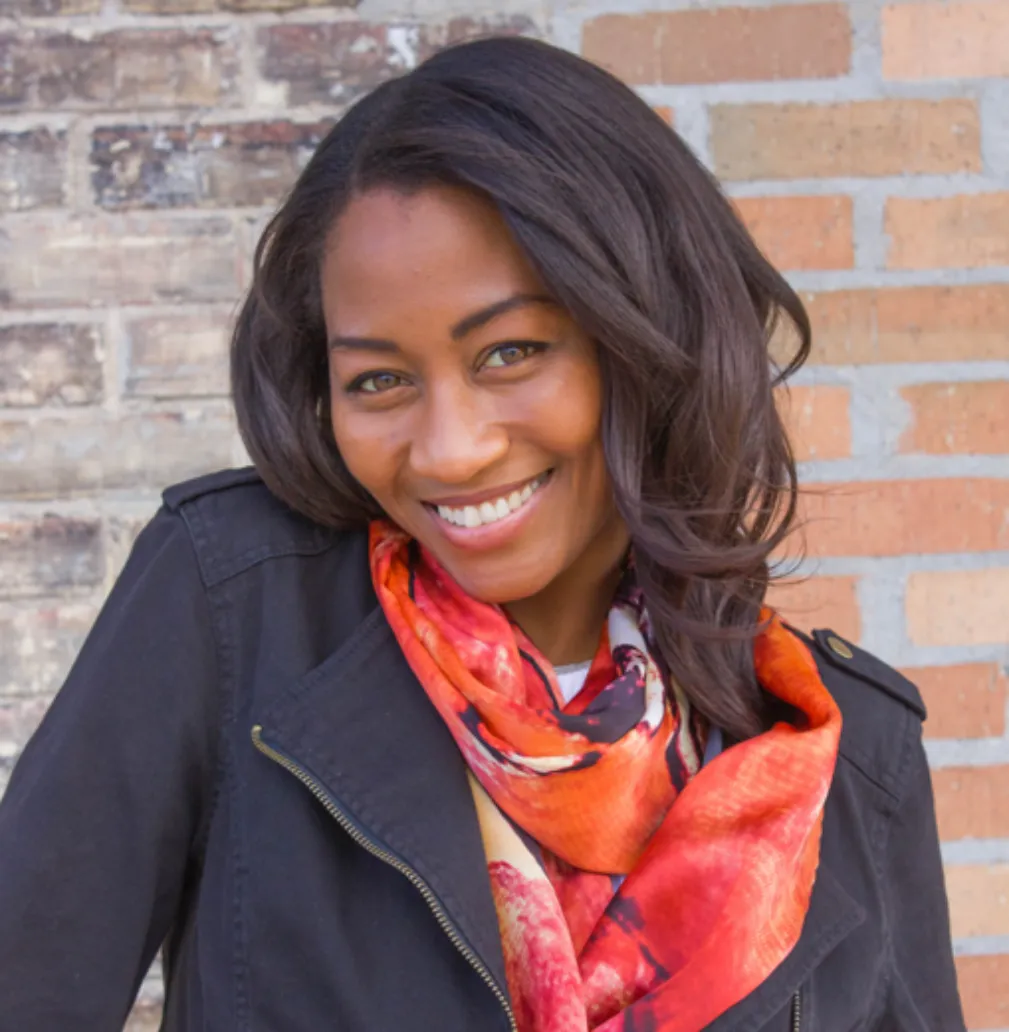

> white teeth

[{"left": 434, "top": 474, "right": 547, "bottom": 529}]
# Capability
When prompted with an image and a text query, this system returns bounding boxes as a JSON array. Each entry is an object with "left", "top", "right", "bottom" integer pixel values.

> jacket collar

[
  {"left": 255, "top": 600, "right": 510, "bottom": 995},
  {"left": 256, "top": 576, "right": 866, "bottom": 1025}
]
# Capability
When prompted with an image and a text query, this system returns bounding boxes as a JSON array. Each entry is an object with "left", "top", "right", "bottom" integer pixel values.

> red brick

[
  {"left": 766, "top": 575, "right": 860, "bottom": 643},
  {"left": 0, "top": 323, "right": 103, "bottom": 407},
  {"left": 956, "top": 954, "right": 1009, "bottom": 1031},
  {"left": 777, "top": 384, "right": 851, "bottom": 461},
  {"left": 0, "top": 516, "right": 103, "bottom": 599},
  {"left": 906, "top": 568, "right": 1009, "bottom": 647},
  {"left": 260, "top": 17, "right": 535, "bottom": 106},
  {"left": 0, "top": 411, "right": 236, "bottom": 498},
  {"left": 735, "top": 196, "right": 853, "bottom": 271},
  {"left": 902, "top": 663, "right": 1008, "bottom": 739},
  {"left": 899, "top": 381, "right": 1009, "bottom": 456},
  {"left": 883, "top": 1, "right": 1009, "bottom": 80},
  {"left": 0, "top": 128, "right": 66, "bottom": 213},
  {"left": 92, "top": 121, "right": 332, "bottom": 210},
  {"left": 799, "top": 479, "right": 1009, "bottom": 558},
  {"left": 946, "top": 864, "right": 1009, "bottom": 939},
  {"left": 124, "top": 310, "right": 231, "bottom": 399},
  {"left": 799, "top": 286, "right": 1009, "bottom": 365},
  {"left": 582, "top": 5, "right": 851, "bottom": 85},
  {"left": 933, "top": 765, "right": 1009, "bottom": 841},
  {"left": 712, "top": 100, "right": 980, "bottom": 180},
  {"left": 0, "top": 602, "right": 98, "bottom": 697},
  {"left": 0, "top": 29, "right": 240, "bottom": 111},
  {"left": 1, "top": 215, "right": 241, "bottom": 308},
  {"left": 887, "top": 194, "right": 1009, "bottom": 269}
]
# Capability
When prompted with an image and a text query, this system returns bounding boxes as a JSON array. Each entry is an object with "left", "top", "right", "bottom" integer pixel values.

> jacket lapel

[{"left": 254, "top": 601, "right": 509, "bottom": 996}]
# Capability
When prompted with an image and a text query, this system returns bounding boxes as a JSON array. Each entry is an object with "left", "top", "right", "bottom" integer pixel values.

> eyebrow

[{"left": 327, "top": 293, "right": 556, "bottom": 352}]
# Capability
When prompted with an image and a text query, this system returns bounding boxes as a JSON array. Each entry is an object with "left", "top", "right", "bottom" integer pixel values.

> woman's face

[{"left": 321, "top": 183, "right": 626, "bottom": 605}]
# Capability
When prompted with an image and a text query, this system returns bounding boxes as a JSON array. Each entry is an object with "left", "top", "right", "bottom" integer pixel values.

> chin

[{"left": 437, "top": 553, "right": 559, "bottom": 607}]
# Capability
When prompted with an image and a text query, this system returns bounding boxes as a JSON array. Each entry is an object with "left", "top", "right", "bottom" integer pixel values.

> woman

[{"left": 0, "top": 36, "right": 963, "bottom": 1032}]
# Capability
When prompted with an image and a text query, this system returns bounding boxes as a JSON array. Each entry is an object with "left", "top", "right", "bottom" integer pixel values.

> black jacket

[{"left": 0, "top": 468, "right": 966, "bottom": 1032}]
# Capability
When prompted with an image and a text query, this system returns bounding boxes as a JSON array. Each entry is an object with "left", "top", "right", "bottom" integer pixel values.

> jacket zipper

[
  {"left": 251, "top": 725, "right": 517, "bottom": 1032},
  {"left": 791, "top": 988, "right": 802, "bottom": 1032}
]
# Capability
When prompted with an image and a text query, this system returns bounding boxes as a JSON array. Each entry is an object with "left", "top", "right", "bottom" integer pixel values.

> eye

[
  {"left": 347, "top": 371, "right": 407, "bottom": 395},
  {"left": 482, "top": 342, "right": 543, "bottom": 369}
]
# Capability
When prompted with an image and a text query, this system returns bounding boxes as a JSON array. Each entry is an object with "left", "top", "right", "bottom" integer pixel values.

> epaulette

[
  {"left": 162, "top": 466, "right": 263, "bottom": 512},
  {"left": 807, "top": 628, "right": 927, "bottom": 721}
]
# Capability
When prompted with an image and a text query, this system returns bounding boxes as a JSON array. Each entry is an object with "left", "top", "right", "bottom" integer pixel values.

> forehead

[{"left": 320, "top": 185, "right": 546, "bottom": 334}]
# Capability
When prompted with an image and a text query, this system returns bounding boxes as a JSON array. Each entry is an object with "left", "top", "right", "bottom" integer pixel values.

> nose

[{"left": 409, "top": 382, "right": 508, "bottom": 485}]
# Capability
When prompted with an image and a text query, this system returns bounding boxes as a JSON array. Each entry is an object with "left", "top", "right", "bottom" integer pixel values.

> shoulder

[
  {"left": 792, "top": 626, "right": 925, "bottom": 803},
  {"left": 159, "top": 466, "right": 355, "bottom": 588}
]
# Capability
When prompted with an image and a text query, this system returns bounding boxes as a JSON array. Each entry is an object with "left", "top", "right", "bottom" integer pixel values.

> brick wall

[{"left": 1, "top": 1, "right": 1007, "bottom": 1028}]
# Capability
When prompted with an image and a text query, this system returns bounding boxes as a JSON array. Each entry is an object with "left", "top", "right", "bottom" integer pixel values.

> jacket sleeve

[
  {"left": 0, "top": 507, "right": 221, "bottom": 1029},
  {"left": 878, "top": 724, "right": 967, "bottom": 1031}
]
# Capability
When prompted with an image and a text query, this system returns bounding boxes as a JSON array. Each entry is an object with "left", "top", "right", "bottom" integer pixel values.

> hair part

[{"left": 231, "top": 35, "right": 811, "bottom": 742}]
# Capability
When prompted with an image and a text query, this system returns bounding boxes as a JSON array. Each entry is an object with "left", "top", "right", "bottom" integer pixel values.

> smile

[{"left": 430, "top": 472, "right": 551, "bottom": 529}]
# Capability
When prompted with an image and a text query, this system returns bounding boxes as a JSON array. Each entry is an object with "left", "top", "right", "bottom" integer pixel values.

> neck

[{"left": 503, "top": 517, "right": 629, "bottom": 666}]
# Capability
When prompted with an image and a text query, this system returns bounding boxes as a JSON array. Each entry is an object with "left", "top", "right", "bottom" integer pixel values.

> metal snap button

[{"left": 827, "top": 635, "right": 853, "bottom": 659}]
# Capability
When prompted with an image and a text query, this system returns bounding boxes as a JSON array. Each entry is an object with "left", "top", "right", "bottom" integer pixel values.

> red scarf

[{"left": 371, "top": 521, "right": 841, "bottom": 1031}]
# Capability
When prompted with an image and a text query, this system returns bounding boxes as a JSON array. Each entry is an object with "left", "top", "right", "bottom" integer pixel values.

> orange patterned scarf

[{"left": 370, "top": 521, "right": 841, "bottom": 1032}]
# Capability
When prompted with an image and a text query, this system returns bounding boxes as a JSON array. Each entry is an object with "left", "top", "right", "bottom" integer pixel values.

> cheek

[
  {"left": 328, "top": 402, "right": 396, "bottom": 501},
  {"left": 526, "top": 359, "right": 604, "bottom": 462}
]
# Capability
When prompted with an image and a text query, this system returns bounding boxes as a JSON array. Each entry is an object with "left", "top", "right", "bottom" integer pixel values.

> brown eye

[
  {"left": 352, "top": 372, "right": 405, "bottom": 394},
  {"left": 483, "top": 342, "right": 541, "bottom": 369}
]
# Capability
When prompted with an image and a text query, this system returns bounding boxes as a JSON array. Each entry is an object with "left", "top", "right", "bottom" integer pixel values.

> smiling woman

[{"left": 0, "top": 34, "right": 964, "bottom": 1032}]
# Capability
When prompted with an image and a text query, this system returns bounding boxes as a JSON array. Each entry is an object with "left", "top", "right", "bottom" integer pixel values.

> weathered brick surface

[
  {"left": 946, "top": 864, "right": 1009, "bottom": 939},
  {"left": 92, "top": 121, "right": 332, "bottom": 210},
  {"left": 906, "top": 568, "right": 1009, "bottom": 647},
  {"left": 0, "top": 602, "right": 98, "bottom": 697},
  {"left": 582, "top": 5, "right": 851, "bottom": 85},
  {"left": 887, "top": 193, "right": 1009, "bottom": 269},
  {"left": 0, "top": 29, "right": 241, "bottom": 110},
  {"left": 778, "top": 384, "right": 850, "bottom": 461},
  {"left": 899, "top": 382, "right": 1009, "bottom": 456},
  {"left": 801, "top": 480, "right": 1009, "bottom": 558},
  {"left": 124, "top": 0, "right": 350, "bottom": 10},
  {"left": 1, "top": 0, "right": 1007, "bottom": 1021},
  {"left": 735, "top": 196, "right": 854, "bottom": 271},
  {"left": 883, "top": 0, "right": 1009, "bottom": 80},
  {"left": 0, "top": 128, "right": 66, "bottom": 213},
  {"left": 3, "top": 0, "right": 101, "bottom": 12},
  {"left": 766, "top": 575, "right": 860, "bottom": 643},
  {"left": 0, "top": 516, "right": 103, "bottom": 599},
  {"left": 0, "top": 323, "right": 103, "bottom": 407},
  {"left": 903, "top": 663, "right": 1008, "bottom": 739},
  {"left": 800, "top": 285, "right": 1009, "bottom": 364},
  {"left": 711, "top": 100, "right": 981, "bottom": 180},
  {"left": 124, "top": 310, "right": 232, "bottom": 398},
  {"left": 933, "top": 765, "right": 1009, "bottom": 842},
  {"left": 0, "top": 411, "right": 236, "bottom": 497},
  {"left": 956, "top": 954, "right": 1009, "bottom": 1031},
  {"left": 1, "top": 216, "right": 242, "bottom": 307},
  {"left": 260, "top": 17, "right": 536, "bottom": 106}
]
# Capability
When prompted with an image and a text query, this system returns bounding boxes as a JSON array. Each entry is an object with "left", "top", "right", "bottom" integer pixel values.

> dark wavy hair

[{"left": 231, "top": 35, "right": 810, "bottom": 741}]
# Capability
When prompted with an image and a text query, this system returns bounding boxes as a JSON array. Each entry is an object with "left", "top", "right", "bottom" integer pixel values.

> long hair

[{"left": 231, "top": 35, "right": 810, "bottom": 741}]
